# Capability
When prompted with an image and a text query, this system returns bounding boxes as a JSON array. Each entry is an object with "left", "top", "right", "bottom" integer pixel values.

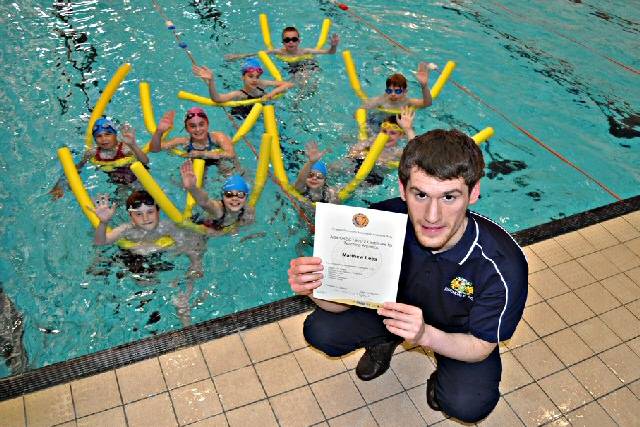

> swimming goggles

[
  {"left": 223, "top": 191, "right": 247, "bottom": 199},
  {"left": 308, "top": 172, "right": 326, "bottom": 179},
  {"left": 385, "top": 88, "right": 404, "bottom": 95},
  {"left": 185, "top": 111, "right": 208, "bottom": 121},
  {"left": 127, "top": 199, "right": 157, "bottom": 210},
  {"left": 282, "top": 37, "right": 299, "bottom": 43}
]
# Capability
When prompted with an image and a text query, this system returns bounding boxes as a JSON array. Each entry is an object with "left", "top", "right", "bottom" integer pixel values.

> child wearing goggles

[
  {"left": 192, "top": 58, "right": 294, "bottom": 116},
  {"left": 50, "top": 118, "right": 149, "bottom": 200},
  {"left": 223, "top": 26, "right": 340, "bottom": 63},
  {"left": 294, "top": 141, "right": 340, "bottom": 204},
  {"left": 361, "top": 62, "right": 436, "bottom": 112},
  {"left": 180, "top": 160, "right": 255, "bottom": 234},
  {"left": 92, "top": 190, "right": 204, "bottom": 278},
  {"left": 150, "top": 108, "right": 239, "bottom": 175}
]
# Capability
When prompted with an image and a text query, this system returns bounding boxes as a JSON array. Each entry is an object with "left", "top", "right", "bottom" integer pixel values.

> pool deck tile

[
  {"left": 4, "top": 221, "right": 640, "bottom": 426},
  {"left": 76, "top": 406, "right": 127, "bottom": 427},
  {"left": 0, "top": 396, "right": 25, "bottom": 427},
  {"left": 116, "top": 358, "right": 167, "bottom": 404},
  {"left": 71, "top": 370, "right": 122, "bottom": 418},
  {"left": 124, "top": 392, "right": 177, "bottom": 427}
]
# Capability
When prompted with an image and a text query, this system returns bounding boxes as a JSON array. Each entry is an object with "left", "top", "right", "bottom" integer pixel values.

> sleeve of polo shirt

[{"left": 468, "top": 250, "right": 528, "bottom": 343}]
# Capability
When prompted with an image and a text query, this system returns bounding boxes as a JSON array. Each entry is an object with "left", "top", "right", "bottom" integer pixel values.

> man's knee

[
  {"left": 438, "top": 385, "right": 500, "bottom": 423},
  {"left": 302, "top": 313, "right": 350, "bottom": 357}
]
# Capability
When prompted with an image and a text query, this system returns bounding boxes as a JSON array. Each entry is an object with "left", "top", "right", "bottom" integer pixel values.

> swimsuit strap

[
  {"left": 94, "top": 142, "right": 125, "bottom": 161},
  {"left": 187, "top": 134, "right": 215, "bottom": 152}
]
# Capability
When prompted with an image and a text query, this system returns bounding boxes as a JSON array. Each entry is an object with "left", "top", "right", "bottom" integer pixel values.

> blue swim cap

[
  {"left": 222, "top": 175, "right": 250, "bottom": 193},
  {"left": 92, "top": 118, "right": 117, "bottom": 137},
  {"left": 241, "top": 58, "right": 263, "bottom": 75},
  {"left": 310, "top": 161, "right": 327, "bottom": 176}
]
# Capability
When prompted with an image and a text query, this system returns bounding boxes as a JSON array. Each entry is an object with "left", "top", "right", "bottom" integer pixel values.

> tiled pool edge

[{"left": 1, "top": 194, "right": 639, "bottom": 401}]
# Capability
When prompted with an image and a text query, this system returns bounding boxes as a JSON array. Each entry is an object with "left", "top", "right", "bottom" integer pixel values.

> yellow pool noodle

[
  {"left": 231, "top": 103, "right": 263, "bottom": 144},
  {"left": 472, "top": 127, "right": 494, "bottom": 144},
  {"left": 355, "top": 108, "right": 368, "bottom": 141},
  {"left": 248, "top": 133, "right": 272, "bottom": 208},
  {"left": 342, "top": 51, "right": 368, "bottom": 100},
  {"left": 58, "top": 147, "right": 101, "bottom": 228},
  {"left": 129, "top": 162, "right": 183, "bottom": 223},
  {"left": 338, "top": 132, "right": 389, "bottom": 201},
  {"left": 85, "top": 63, "right": 132, "bottom": 149},
  {"left": 139, "top": 82, "right": 156, "bottom": 134},
  {"left": 430, "top": 61, "right": 456, "bottom": 100},
  {"left": 315, "top": 18, "right": 331, "bottom": 49},
  {"left": 182, "top": 158, "right": 205, "bottom": 219},
  {"left": 259, "top": 13, "right": 274, "bottom": 50},
  {"left": 263, "top": 104, "right": 280, "bottom": 140},
  {"left": 258, "top": 50, "right": 283, "bottom": 81}
]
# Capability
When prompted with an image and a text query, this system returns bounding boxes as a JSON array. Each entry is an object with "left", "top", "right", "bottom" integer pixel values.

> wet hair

[
  {"left": 382, "top": 115, "right": 400, "bottom": 126},
  {"left": 386, "top": 73, "right": 407, "bottom": 90},
  {"left": 126, "top": 190, "right": 159, "bottom": 210},
  {"left": 282, "top": 26, "right": 299, "bottom": 38},
  {"left": 398, "top": 129, "right": 485, "bottom": 191}
]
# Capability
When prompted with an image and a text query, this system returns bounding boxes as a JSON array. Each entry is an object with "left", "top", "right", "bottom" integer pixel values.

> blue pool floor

[{"left": 1, "top": 213, "right": 640, "bottom": 426}]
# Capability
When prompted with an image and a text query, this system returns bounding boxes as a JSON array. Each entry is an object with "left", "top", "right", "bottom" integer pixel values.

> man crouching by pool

[
  {"left": 93, "top": 190, "right": 204, "bottom": 277},
  {"left": 287, "top": 129, "right": 528, "bottom": 423}
]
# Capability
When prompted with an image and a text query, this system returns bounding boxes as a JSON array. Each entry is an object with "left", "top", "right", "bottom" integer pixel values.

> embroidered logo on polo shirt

[{"left": 445, "top": 276, "right": 474, "bottom": 300}]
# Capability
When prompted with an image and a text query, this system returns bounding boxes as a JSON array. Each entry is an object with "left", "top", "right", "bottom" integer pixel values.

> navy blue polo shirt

[{"left": 371, "top": 198, "right": 528, "bottom": 344}]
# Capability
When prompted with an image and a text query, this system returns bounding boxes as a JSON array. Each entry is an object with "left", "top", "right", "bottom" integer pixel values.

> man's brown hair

[{"left": 399, "top": 129, "right": 485, "bottom": 191}]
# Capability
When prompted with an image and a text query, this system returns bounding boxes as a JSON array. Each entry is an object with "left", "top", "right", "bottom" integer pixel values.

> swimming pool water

[{"left": 0, "top": 0, "right": 638, "bottom": 378}]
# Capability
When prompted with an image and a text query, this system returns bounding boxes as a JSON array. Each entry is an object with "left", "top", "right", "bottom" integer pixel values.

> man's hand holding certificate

[{"left": 312, "top": 203, "right": 407, "bottom": 308}]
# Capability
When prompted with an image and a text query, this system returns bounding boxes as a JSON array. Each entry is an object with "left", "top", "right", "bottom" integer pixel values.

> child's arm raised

[
  {"left": 120, "top": 124, "right": 149, "bottom": 164},
  {"left": 193, "top": 65, "right": 244, "bottom": 103}
]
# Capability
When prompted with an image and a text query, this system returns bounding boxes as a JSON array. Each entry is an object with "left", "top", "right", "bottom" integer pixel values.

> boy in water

[
  {"left": 192, "top": 58, "right": 294, "bottom": 117},
  {"left": 180, "top": 160, "right": 255, "bottom": 234},
  {"left": 50, "top": 118, "right": 149, "bottom": 199},
  {"left": 349, "top": 106, "right": 416, "bottom": 168},
  {"left": 93, "top": 190, "right": 203, "bottom": 276},
  {"left": 224, "top": 26, "right": 340, "bottom": 62},
  {"left": 294, "top": 142, "right": 340, "bottom": 204},
  {"left": 361, "top": 63, "right": 435, "bottom": 112}
]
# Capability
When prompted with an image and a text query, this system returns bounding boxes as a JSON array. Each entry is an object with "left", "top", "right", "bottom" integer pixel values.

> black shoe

[
  {"left": 355, "top": 340, "right": 400, "bottom": 381},
  {"left": 426, "top": 370, "right": 441, "bottom": 412}
]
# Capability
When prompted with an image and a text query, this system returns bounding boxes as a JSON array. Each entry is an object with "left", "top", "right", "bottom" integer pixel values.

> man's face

[
  {"left": 399, "top": 167, "right": 479, "bottom": 252},
  {"left": 282, "top": 30, "right": 300, "bottom": 53},
  {"left": 385, "top": 85, "right": 406, "bottom": 103},
  {"left": 128, "top": 204, "right": 160, "bottom": 231}
]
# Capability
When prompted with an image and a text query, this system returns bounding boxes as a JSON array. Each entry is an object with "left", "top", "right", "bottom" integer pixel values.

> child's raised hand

[
  {"left": 330, "top": 33, "right": 340, "bottom": 47},
  {"left": 157, "top": 110, "right": 175, "bottom": 133},
  {"left": 192, "top": 64, "right": 213, "bottom": 81},
  {"left": 93, "top": 194, "right": 116, "bottom": 223},
  {"left": 415, "top": 62, "right": 433, "bottom": 87},
  {"left": 180, "top": 160, "right": 197, "bottom": 190},
  {"left": 305, "top": 141, "right": 327, "bottom": 163},
  {"left": 397, "top": 106, "right": 415, "bottom": 130},
  {"left": 120, "top": 123, "right": 137, "bottom": 146}
]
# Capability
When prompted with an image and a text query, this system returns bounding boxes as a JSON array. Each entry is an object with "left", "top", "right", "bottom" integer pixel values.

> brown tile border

[{"left": 1, "top": 195, "right": 639, "bottom": 401}]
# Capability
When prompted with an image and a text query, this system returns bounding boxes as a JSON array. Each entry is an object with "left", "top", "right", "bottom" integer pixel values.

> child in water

[
  {"left": 294, "top": 142, "right": 340, "bottom": 204},
  {"left": 50, "top": 118, "right": 149, "bottom": 199},
  {"left": 180, "top": 160, "right": 255, "bottom": 234},
  {"left": 350, "top": 106, "right": 416, "bottom": 166},
  {"left": 224, "top": 26, "right": 340, "bottom": 62},
  {"left": 192, "top": 58, "right": 294, "bottom": 116},
  {"left": 93, "top": 190, "right": 204, "bottom": 276},
  {"left": 150, "top": 107, "right": 238, "bottom": 174},
  {"left": 361, "top": 62, "right": 436, "bottom": 112}
]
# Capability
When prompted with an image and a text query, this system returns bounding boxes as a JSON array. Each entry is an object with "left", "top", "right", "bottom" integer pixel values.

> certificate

[{"left": 312, "top": 203, "right": 407, "bottom": 308}]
